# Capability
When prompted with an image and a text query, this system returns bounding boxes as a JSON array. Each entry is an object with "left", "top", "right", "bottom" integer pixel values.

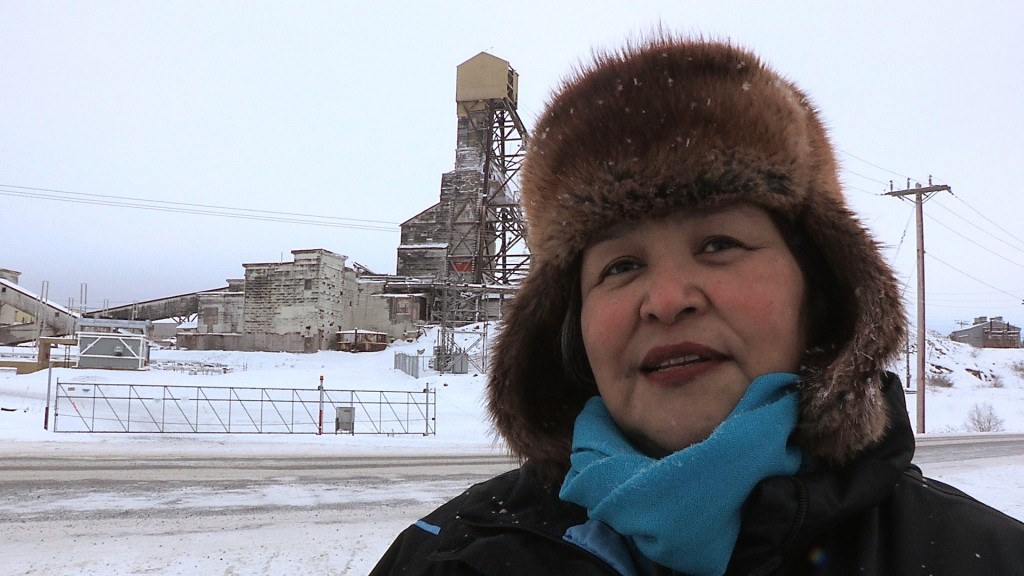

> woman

[{"left": 371, "top": 36, "right": 1024, "bottom": 575}]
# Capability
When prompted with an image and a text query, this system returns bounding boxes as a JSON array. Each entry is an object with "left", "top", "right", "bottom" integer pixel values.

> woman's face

[{"left": 579, "top": 204, "right": 810, "bottom": 457}]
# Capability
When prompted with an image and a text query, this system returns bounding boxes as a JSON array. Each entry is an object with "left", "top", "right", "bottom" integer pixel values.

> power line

[
  {"left": 946, "top": 190, "right": 1024, "bottom": 251},
  {"left": 0, "top": 184, "right": 400, "bottom": 232},
  {"left": 0, "top": 188, "right": 397, "bottom": 231},
  {"left": 0, "top": 183, "right": 400, "bottom": 225},
  {"left": 892, "top": 211, "right": 912, "bottom": 260},
  {"left": 929, "top": 288, "right": 1024, "bottom": 297},
  {"left": 896, "top": 272, "right": 914, "bottom": 299},
  {"left": 842, "top": 168, "right": 890, "bottom": 187},
  {"left": 927, "top": 253, "right": 1023, "bottom": 301},
  {"left": 886, "top": 173, "right": 1024, "bottom": 256},
  {"left": 837, "top": 149, "right": 917, "bottom": 181},
  {"left": 930, "top": 198, "right": 1024, "bottom": 255},
  {"left": 835, "top": 151, "right": 1024, "bottom": 326},
  {"left": 925, "top": 213, "right": 1024, "bottom": 271},
  {"left": 926, "top": 294, "right": 1022, "bottom": 305},
  {"left": 925, "top": 301, "right": 1019, "bottom": 311},
  {"left": 840, "top": 181, "right": 887, "bottom": 198}
]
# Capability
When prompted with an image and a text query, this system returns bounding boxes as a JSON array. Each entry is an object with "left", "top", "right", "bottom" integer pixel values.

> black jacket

[{"left": 371, "top": 375, "right": 1024, "bottom": 575}]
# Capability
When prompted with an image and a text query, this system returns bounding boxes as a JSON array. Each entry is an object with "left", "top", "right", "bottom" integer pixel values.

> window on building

[{"left": 202, "top": 307, "right": 219, "bottom": 326}]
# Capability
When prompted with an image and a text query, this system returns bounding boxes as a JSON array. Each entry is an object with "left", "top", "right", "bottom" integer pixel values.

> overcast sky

[{"left": 2, "top": 1, "right": 1022, "bottom": 335}]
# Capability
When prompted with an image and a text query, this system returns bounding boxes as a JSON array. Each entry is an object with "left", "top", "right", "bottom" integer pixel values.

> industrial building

[
  {"left": 949, "top": 316, "right": 1022, "bottom": 349},
  {"left": 178, "top": 249, "right": 426, "bottom": 352},
  {"left": 0, "top": 52, "right": 528, "bottom": 356}
]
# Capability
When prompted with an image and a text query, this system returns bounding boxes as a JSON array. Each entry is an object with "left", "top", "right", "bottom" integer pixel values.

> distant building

[
  {"left": 178, "top": 249, "right": 427, "bottom": 353},
  {"left": 949, "top": 316, "right": 1022, "bottom": 349}
]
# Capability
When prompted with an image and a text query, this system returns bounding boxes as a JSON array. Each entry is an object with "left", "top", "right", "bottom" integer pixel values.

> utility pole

[{"left": 885, "top": 177, "right": 951, "bottom": 434}]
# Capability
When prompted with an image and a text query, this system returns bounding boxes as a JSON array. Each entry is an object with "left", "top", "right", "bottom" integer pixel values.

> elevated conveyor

[
  {"left": 2, "top": 279, "right": 227, "bottom": 344},
  {"left": 83, "top": 287, "right": 228, "bottom": 321},
  {"left": 0, "top": 278, "right": 79, "bottom": 345}
]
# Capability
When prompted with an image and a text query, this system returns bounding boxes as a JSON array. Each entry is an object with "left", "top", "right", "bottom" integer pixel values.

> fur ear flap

[{"left": 487, "top": 263, "right": 583, "bottom": 482}]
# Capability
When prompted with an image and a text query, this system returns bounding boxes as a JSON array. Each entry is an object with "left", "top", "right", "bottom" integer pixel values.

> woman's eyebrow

[{"left": 588, "top": 219, "right": 643, "bottom": 246}]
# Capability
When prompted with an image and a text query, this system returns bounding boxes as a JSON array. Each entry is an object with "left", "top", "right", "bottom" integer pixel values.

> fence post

[
  {"left": 53, "top": 379, "right": 59, "bottom": 432},
  {"left": 317, "top": 375, "right": 325, "bottom": 435},
  {"left": 44, "top": 368, "right": 54, "bottom": 430}
]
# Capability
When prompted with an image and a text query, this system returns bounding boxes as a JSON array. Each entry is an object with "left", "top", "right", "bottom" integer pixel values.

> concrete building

[
  {"left": 949, "top": 316, "right": 1022, "bottom": 349},
  {"left": 240, "top": 248, "right": 347, "bottom": 351},
  {"left": 178, "top": 249, "right": 425, "bottom": 352},
  {"left": 196, "top": 278, "right": 245, "bottom": 335},
  {"left": 183, "top": 249, "right": 347, "bottom": 352}
]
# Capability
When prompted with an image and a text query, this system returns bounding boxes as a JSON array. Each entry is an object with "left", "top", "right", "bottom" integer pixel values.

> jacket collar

[{"left": 728, "top": 371, "right": 914, "bottom": 572}]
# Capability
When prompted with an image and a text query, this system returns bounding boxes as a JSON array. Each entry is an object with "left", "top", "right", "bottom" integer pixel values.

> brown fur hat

[{"left": 488, "top": 36, "right": 907, "bottom": 484}]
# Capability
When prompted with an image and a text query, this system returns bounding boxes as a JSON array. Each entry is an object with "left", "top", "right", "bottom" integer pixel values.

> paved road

[
  {"left": 0, "top": 452, "right": 518, "bottom": 483},
  {"left": 0, "top": 439, "right": 1019, "bottom": 574},
  {"left": 0, "top": 449, "right": 518, "bottom": 575},
  {"left": 914, "top": 433, "right": 1024, "bottom": 464},
  {"left": 1, "top": 435, "right": 1019, "bottom": 502},
  {"left": 3, "top": 434, "right": 1018, "bottom": 481}
]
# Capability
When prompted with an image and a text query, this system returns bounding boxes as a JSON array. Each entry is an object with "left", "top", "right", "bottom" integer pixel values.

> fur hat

[{"left": 488, "top": 36, "right": 907, "bottom": 483}]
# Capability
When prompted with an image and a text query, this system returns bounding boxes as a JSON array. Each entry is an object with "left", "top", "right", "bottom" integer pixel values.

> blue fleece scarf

[{"left": 559, "top": 372, "right": 803, "bottom": 576}]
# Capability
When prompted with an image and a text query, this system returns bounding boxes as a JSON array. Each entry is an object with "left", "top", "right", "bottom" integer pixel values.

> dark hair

[
  {"left": 770, "top": 212, "right": 853, "bottom": 367},
  {"left": 558, "top": 210, "right": 852, "bottom": 384},
  {"left": 560, "top": 259, "right": 598, "bottom": 393}
]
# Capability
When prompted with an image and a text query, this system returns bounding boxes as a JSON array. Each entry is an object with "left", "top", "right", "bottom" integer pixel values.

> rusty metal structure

[
  {"left": 446, "top": 53, "right": 530, "bottom": 286},
  {"left": 440, "top": 53, "right": 529, "bottom": 369},
  {"left": 396, "top": 52, "right": 531, "bottom": 371},
  {"left": 398, "top": 52, "right": 530, "bottom": 292}
]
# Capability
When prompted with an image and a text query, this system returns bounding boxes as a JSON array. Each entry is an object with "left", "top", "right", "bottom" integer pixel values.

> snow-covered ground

[{"left": 1, "top": 329, "right": 1022, "bottom": 574}]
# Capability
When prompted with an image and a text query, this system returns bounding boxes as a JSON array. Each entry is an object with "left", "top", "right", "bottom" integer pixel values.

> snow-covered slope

[{"left": 894, "top": 332, "right": 1024, "bottom": 433}]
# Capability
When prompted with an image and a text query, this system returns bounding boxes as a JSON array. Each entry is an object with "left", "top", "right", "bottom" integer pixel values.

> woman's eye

[
  {"left": 701, "top": 236, "right": 743, "bottom": 253},
  {"left": 602, "top": 259, "right": 642, "bottom": 278}
]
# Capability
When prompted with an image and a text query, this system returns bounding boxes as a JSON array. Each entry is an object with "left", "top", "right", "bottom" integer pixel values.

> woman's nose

[{"left": 638, "top": 264, "right": 707, "bottom": 324}]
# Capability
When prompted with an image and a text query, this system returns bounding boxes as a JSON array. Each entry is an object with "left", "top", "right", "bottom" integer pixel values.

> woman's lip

[
  {"left": 639, "top": 342, "right": 727, "bottom": 385},
  {"left": 642, "top": 357, "right": 724, "bottom": 385},
  {"left": 640, "top": 342, "right": 725, "bottom": 372}
]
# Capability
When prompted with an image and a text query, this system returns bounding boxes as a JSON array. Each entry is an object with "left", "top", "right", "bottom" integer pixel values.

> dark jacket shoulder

[
  {"left": 864, "top": 464, "right": 1024, "bottom": 572},
  {"left": 369, "top": 464, "right": 611, "bottom": 576},
  {"left": 730, "top": 373, "right": 1024, "bottom": 575}
]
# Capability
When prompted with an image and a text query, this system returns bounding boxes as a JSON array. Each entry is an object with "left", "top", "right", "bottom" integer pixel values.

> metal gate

[{"left": 53, "top": 380, "right": 435, "bottom": 435}]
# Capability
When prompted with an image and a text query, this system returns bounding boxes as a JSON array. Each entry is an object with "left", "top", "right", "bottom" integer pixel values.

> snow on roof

[{"left": 397, "top": 243, "right": 448, "bottom": 250}]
